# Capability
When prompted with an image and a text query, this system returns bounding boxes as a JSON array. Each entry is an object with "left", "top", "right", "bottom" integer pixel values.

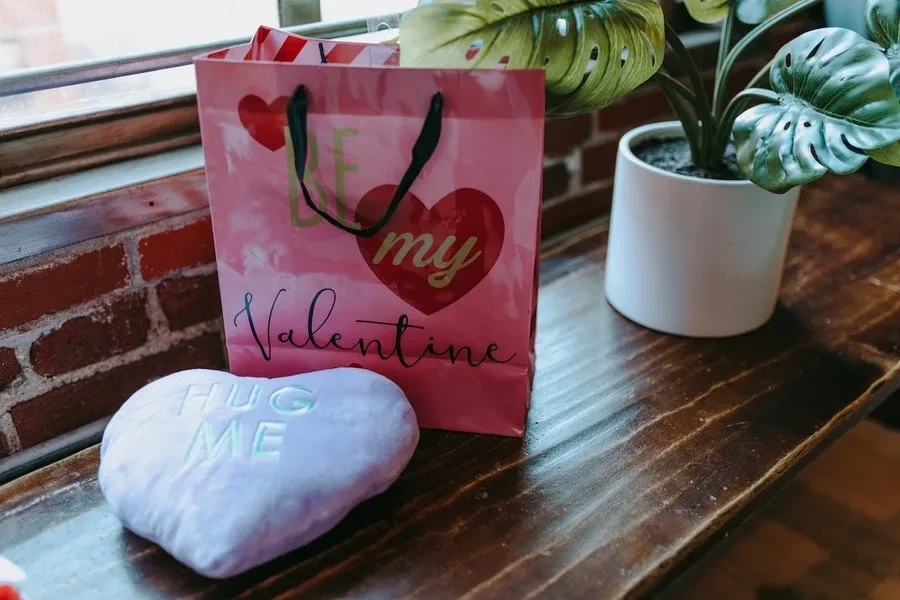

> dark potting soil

[{"left": 633, "top": 137, "right": 742, "bottom": 181}]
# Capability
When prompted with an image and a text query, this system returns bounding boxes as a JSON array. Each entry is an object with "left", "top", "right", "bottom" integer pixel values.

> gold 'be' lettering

[{"left": 285, "top": 126, "right": 361, "bottom": 230}]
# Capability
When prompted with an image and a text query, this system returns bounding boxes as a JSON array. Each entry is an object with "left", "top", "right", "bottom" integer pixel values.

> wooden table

[{"left": 2, "top": 174, "right": 899, "bottom": 599}]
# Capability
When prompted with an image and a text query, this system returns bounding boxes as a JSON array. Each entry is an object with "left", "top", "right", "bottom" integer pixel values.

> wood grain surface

[
  {"left": 672, "top": 419, "right": 900, "bottom": 599},
  {"left": 1, "top": 174, "right": 899, "bottom": 599},
  {"left": 0, "top": 96, "right": 199, "bottom": 191}
]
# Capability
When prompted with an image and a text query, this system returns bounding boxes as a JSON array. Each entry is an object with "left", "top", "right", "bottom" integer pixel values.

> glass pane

[
  {"left": 0, "top": 0, "right": 280, "bottom": 70},
  {"left": 320, "top": 0, "right": 417, "bottom": 21},
  {"left": 0, "top": 0, "right": 281, "bottom": 131},
  {"left": 0, "top": 0, "right": 419, "bottom": 132},
  {"left": 0, "top": 67, "right": 195, "bottom": 131}
]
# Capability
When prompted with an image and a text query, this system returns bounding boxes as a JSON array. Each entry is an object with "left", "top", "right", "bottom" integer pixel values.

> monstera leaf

[
  {"left": 683, "top": 0, "right": 803, "bottom": 24},
  {"left": 865, "top": 0, "right": 900, "bottom": 165},
  {"left": 733, "top": 28, "right": 900, "bottom": 193},
  {"left": 399, "top": 0, "right": 664, "bottom": 115}
]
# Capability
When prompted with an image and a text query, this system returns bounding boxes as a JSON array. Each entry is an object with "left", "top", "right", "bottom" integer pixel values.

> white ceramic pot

[
  {"left": 824, "top": 0, "right": 869, "bottom": 38},
  {"left": 604, "top": 121, "right": 800, "bottom": 338}
]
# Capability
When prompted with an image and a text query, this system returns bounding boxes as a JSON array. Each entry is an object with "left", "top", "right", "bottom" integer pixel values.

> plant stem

[
  {"left": 711, "top": 60, "right": 775, "bottom": 159},
  {"left": 653, "top": 70, "right": 698, "bottom": 105},
  {"left": 653, "top": 75, "right": 702, "bottom": 162},
  {"left": 713, "top": 5, "right": 737, "bottom": 118},
  {"left": 713, "top": 88, "right": 780, "bottom": 158},
  {"left": 663, "top": 21, "right": 716, "bottom": 165},
  {"left": 713, "top": 61, "right": 775, "bottom": 155},
  {"left": 713, "top": 0, "right": 821, "bottom": 116}
]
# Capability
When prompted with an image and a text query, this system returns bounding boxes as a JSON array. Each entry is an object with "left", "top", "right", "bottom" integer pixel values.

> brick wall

[
  {"left": 0, "top": 211, "right": 226, "bottom": 454},
  {"left": 0, "top": 47, "right": 792, "bottom": 458},
  {"left": 541, "top": 55, "right": 770, "bottom": 237}
]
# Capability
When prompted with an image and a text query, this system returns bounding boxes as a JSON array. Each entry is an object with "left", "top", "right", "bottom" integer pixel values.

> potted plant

[{"left": 399, "top": 0, "right": 900, "bottom": 337}]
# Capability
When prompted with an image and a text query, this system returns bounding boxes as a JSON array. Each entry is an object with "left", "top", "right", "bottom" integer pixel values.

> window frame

[
  {"left": 0, "top": 0, "right": 821, "bottom": 193},
  {"left": 0, "top": 16, "right": 371, "bottom": 191}
]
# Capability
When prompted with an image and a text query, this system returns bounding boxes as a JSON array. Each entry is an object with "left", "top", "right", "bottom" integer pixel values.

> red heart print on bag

[
  {"left": 356, "top": 186, "right": 504, "bottom": 315},
  {"left": 238, "top": 95, "right": 289, "bottom": 151}
]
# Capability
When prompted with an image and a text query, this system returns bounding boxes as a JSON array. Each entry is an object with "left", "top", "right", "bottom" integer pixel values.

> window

[
  {"left": 0, "top": 0, "right": 417, "bottom": 189},
  {"left": 0, "top": 1, "right": 277, "bottom": 129},
  {"left": 0, "top": 0, "right": 728, "bottom": 192},
  {"left": 320, "top": 1, "right": 418, "bottom": 21},
  {"left": 0, "top": 1, "right": 421, "bottom": 129}
]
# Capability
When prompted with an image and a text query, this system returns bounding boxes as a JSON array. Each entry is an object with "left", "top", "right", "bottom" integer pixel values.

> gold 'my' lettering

[{"left": 373, "top": 233, "right": 481, "bottom": 288}]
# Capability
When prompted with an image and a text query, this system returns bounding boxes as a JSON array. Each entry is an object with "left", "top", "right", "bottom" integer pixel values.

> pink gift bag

[{"left": 194, "top": 27, "right": 545, "bottom": 437}]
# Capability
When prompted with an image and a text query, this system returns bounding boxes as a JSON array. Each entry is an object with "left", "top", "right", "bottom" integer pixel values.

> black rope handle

[{"left": 285, "top": 85, "right": 444, "bottom": 238}]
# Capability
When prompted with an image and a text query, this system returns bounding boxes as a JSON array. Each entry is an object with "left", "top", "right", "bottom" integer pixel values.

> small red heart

[
  {"left": 0, "top": 585, "right": 21, "bottom": 600},
  {"left": 356, "top": 186, "right": 504, "bottom": 315},
  {"left": 238, "top": 95, "right": 289, "bottom": 151}
]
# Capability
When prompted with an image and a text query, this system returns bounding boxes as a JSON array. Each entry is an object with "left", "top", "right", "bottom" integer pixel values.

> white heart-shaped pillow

[{"left": 99, "top": 368, "right": 418, "bottom": 578}]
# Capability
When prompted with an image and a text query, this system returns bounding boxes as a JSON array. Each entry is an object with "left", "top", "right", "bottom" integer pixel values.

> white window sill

[
  {"left": 0, "top": 145, "right": 207, "bottom": 265},
  {"left": 0, "top": 146, "right": 205, "bottom": 223}
]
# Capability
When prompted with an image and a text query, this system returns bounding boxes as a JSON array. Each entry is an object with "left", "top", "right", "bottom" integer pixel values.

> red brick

[
  {"left": 139, "top": 216, "right": 215, "bottom": 281},
  {"left": 543, "top": 185, "right": 614, "bottom": 240},
  {"left": 0, "top": 347, "right": 21, "bottom": 389},
  {"left": 157, "top": 274, "right": 222, "bottom": 330},
  {"left": 12, "top": 332, "right": 226, "bottom": 450},
  {"left": 726, "top": 60, "right": 768, "bottom": 99},
  {"left": 0, "top": 432, "right": 8, "bottom": 459},
  {"left": 0, "top": 245, "right": 130, "bottom": 331},
  {"left": 544, "top": 113, "right": 593, "bottom": 158},
  {"left": 678, "top": 41, "right": 720, "bottom": 74},
  {"left": 30, "top": 291, "right": 150, "bottom": 377},
  {"left": 766, "top": 20, "right": 812, "bottom": 55},
  {"left": 598, "top": 89, "right": 673, "bottom": 133},
  {"left": 581, "top": 140, "right": 620, "bottom": 184},
  {"left": 702, "top": 71, "right": 715, "bottom": 95},
  {"left": 542, "top": 163, "right": 571, "bottom": 202}
]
